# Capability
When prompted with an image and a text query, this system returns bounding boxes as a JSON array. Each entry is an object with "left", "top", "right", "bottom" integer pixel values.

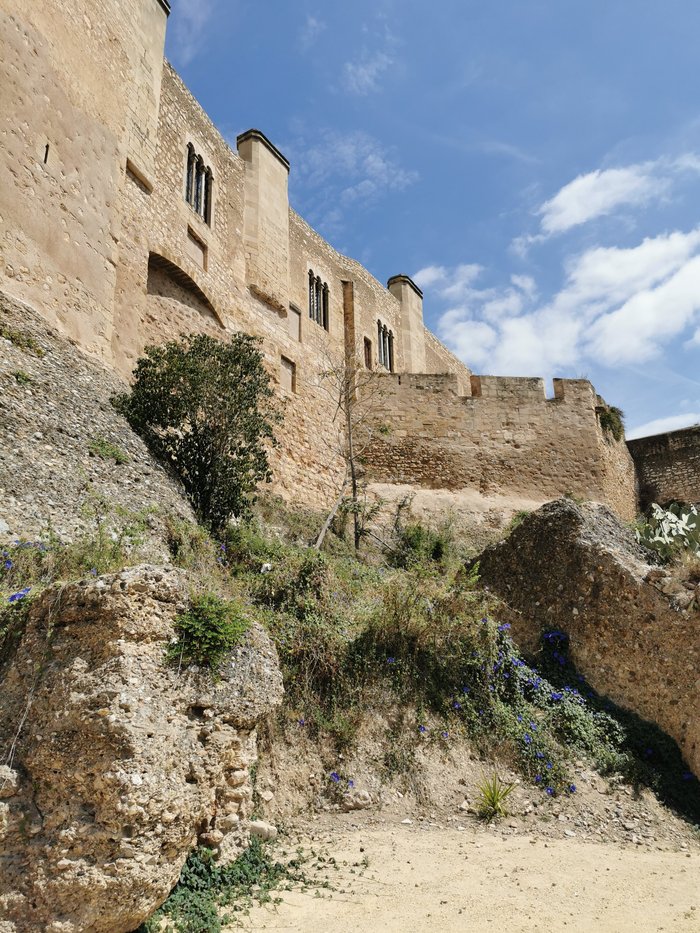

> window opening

[
  {"left": 308, "top": 269, "right": 329, "bottom": 330},
  {"left": 185, "top": 144, "right": 213, "bottom": 225}
]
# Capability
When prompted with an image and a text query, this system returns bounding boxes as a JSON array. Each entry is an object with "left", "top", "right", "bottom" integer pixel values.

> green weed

[
  {"left": 88, "top": 435, "right": 130, "bottom": 464},
  {"left": 476, "top": 772, "right": 515, "bottom": 821}
]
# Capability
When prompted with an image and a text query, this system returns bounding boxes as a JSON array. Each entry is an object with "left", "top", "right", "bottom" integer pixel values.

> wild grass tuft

[{"left": 476, "top": 772, "right": 515, "bottom": 822}]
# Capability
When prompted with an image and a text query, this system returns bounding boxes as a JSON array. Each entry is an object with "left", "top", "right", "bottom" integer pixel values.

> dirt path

[{"left": 243, "top": 823, "right": 700, "bottom": 933}]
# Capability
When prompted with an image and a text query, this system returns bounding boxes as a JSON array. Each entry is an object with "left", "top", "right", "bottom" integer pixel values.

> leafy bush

[
  {"left": 599, "top": 405, "right": 625, "bottom": 441},
  {"left": 636, "top": 502, "right": 700, "bottom": 561},
  {"left": 167, "top": 592, "right": 250, "bottom": 673},
  {"left": 114, "top": 333, "right": 282, "bottom": 535},
  {"left": 386, "top": 521, "right": 453, "bottom": 569}
]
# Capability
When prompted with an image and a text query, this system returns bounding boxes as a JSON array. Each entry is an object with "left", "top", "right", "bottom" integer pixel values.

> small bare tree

[{"left": 313, "top": 341, "right": 387, "bottom": 551}]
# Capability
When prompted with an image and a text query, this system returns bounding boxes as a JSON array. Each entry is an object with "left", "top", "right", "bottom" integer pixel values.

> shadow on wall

[
  {"left": 536, "top": 630, "right": 700, "bottom": 823},
  {"left": 146, "top": 252, "right": 222, "bottom": 325}
]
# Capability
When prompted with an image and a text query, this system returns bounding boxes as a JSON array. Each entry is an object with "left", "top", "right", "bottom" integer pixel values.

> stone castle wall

[
  {"left": 0, "top": 0, "right": 640, "bottom": 517},
  {"left": 627, "top": 427, "right": 700, "bottom": 508},
  {"left": 362, "top": 374, "right": 637, "bottom": 519}
]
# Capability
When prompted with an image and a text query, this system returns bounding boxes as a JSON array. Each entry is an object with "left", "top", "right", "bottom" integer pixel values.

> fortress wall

[
  {"left": 363, "top": 374, "right": 637, "bottom": 519},
  {"left": 423, "top": 330, "right": 473, "bottom": 393},
  {"left": 111, "top": 67, "right": 349, "bottom": 508},
  {"left": 289, "top": 212, "right": 403, "bottom": 370},
  {"left": 0, "top": 0, "right": 168, "bottom": 360},
  {"left": 628, "top": 426, "right": 700, "bottom": 508}
]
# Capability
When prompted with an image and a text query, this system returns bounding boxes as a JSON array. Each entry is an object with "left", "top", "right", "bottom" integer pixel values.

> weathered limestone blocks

[
  {"left": 475, "top": 499, "right": 700, "bottom": 779},
  {"left": 0, "top": 565, "right": 283, "bottom": 933}
]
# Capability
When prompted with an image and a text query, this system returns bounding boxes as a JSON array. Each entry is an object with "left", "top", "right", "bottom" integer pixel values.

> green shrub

[
  {"left": 167, "top": 593, "right": 250, "bottom": 673},
  {"left": 599, "top": 406, "right": 625, "bottom": 441},
  {"left": 13, "top": 370, "right": 33, "bottom": 385},
  {"left": 114, "top": 333, "right": 282, "bottom": 535},
  {"left": 636, "top": 502, "right": 700, "bottom": 561},
  {"left": 386, "top": 521, "right": 453, "bottom": 569},
  {"left": 140, "top": 839, "right": 313, "bottom": 932}
]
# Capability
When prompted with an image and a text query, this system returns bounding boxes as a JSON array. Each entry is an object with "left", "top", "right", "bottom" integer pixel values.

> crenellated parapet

[{"left": 362, "top": 371, "right": 637, "bottom": 519}]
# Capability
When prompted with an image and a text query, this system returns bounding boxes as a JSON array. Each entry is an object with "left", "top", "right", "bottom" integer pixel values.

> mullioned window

[
  {"left": 377, "top": 320, "right": 394, "bottom": 372},
  {"left": 185, "top": 143, "right": 213, "bottom": 225},
  {"left": 308, "top": 270, "right": 329, "bottom": 330}
]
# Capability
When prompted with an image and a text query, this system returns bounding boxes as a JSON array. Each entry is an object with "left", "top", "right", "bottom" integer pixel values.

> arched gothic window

[
  {"left": 377, "top": 320, "right": 394, "bottom": 372},
  {"left": 184, "top": 144, "right": 213, "bottom": 226},
  {"left": 308, "top": 269, "right": 329, "bottom": 330}
]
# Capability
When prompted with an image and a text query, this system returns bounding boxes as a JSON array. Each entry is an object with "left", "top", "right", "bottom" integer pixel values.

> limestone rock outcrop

[
  {"left": 475, "top": 498, "right": 700, "bottom": 779},
  {"left": 0, "top": 565, "right": 283, "bottom": 933}
]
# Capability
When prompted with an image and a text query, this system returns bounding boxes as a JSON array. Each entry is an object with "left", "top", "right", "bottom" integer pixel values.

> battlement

[{"left": 469, "top": 375, "right": 597, "bottom": 405}]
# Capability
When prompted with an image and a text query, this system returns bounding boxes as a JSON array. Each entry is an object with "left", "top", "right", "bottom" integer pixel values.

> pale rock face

[
  {"left": 475, "top": 498, "right": 700, "bottom": 781},
  {"left": 0, "top": 565, "right": 283, "bottom": 933}
]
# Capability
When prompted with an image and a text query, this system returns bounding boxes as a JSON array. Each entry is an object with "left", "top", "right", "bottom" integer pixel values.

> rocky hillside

[{"left": 0, "top": 292, "right": 193, "bottom": 547}]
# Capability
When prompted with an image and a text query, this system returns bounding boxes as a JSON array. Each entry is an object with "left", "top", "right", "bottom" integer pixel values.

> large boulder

[
  {"left": 0, "top": 565, "right": 283, "bottom": 933},
  {"left": 475, "top": 498, "right": 700, "bottom": 778}
]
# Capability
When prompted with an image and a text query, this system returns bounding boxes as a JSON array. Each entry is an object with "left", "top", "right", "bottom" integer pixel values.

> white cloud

[
  {"left": 538, "top": 163, "right": 668, "bottom": 236},
  {"left": 300, "top": 15, "right": 325, "bottom": 50},
  {"left": 412, "top": 265, "right": 448, "bottom": 289},
  {"left": 431, "top": 226, "right": 700, "bottom": 375},
  {"left": 342, "top": 49, "right": 394, "bottom": 95},
  {"left": 627, "top": 413, "right": 700, "bottom": 440},
  {"left": 169, "top": 0, "right": 216, "bottom": 66},
  {"left": 289, "top": 130, "right": 417, "bottom": 235}
]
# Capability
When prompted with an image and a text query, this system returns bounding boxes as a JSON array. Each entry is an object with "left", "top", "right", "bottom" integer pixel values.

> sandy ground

[{"left": 242, "top": 821, "right": 700, "bottom": 933}]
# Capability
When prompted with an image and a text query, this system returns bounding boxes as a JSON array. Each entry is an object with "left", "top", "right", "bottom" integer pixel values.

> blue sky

[{"left": 166, "top": 0, "right": 700, "bottom": 439}]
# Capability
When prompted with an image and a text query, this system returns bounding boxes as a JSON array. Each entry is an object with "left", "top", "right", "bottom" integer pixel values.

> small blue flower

[
  {"left": 546, "top": 787, "right": 554, "bottom": 796},
  {"left": 535, "top": 775, "right": 542, "bottom": 783},
  {"left": 517, "top": 714, "right": 523, "bottom": 722},
  {"left": 529, "top": 721, "right": 537, "bottom": 731},
  {"left": 418, "top": 725, "right": 427, "bottom": 734},
  {"left": 3, "top": 559, "right": 12, "bottom": 570},
  {"left": 90, "top": 568, "right": 98, "bottom": 576},
  {"left": 330, "top": 772, "right": 340, "bottom": 783},
  {"left": 524, "top": 734, "right": 532, "bottom": 745},
  {"left": 298, "top": 718, "right": 306, "bottom": 726},
  {"left": 536, "top": 752, "right": 545, "bottom": 760},
  {"left": 387, "top": 657, "right": 396, "bottom": 664},
  {"left": 569, "top": 784, "right": 577, "bottom": 793},
  {"left": 8, "top": 587, "right": 30, "bottom": 603},
  {"left": 348, "top": 780, "right": 354, "bottom": 788},
  {"left": 441, "top": 731, "right": 449, "bottom": 739},
  {"left": 452, "top": 701, "right": 462, "bottom": 710},
  {"left": 546, "top": 762, "right": 553, "bottom": 770},
  {"left": 497, "top": 623, "right": 511, "bottom": 631}
]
